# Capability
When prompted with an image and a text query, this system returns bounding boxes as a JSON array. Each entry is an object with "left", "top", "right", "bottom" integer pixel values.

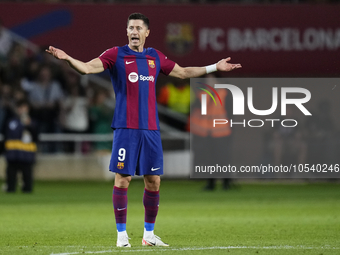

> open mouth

[{"left": 131, "top": 37, "right": 139, "bottom": 43}]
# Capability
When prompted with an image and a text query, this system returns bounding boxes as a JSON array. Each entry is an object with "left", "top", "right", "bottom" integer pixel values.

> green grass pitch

[{"left": 0, "top": 179, "right": 339, "bottom": 255}]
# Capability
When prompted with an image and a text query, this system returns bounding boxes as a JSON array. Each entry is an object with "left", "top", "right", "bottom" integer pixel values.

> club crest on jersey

[
  {"left": 128, "top": 72, "right": 138, "bottom": 83},
  {"left": 117, "top": 162, "right": 124, "bottom": 169},
  {"left": 148, "top": 60, "right": 155, "bottom": 68}
]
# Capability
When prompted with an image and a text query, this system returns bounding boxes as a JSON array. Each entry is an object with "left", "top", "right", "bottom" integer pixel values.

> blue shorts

[{"left": 109, "top": 129, "right": 163, "bottom": 176}]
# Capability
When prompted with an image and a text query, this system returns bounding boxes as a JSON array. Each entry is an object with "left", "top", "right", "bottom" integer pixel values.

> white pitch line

[{"left": 50, "top": 245, "right": 340, "bottom": 255}]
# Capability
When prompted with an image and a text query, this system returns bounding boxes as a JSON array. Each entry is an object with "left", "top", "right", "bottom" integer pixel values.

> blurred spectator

[
  {"left": 270, "top": 106, "right": 307, "bottom": 166},
  {"left": 0, "top": 84, "right": 14, "bottom": 133},
  {"left": 25, "top": 65, "right": 64, "bottom": 152},
  {"left": 89, "top": 89, "right": 114, "bottom": 152},
  {"left": 0, "top": 83, "right": 28, "bottom": 128},
  {"left": 3, "top": 100, "right": 38, "bottom": 193},
  {"left": 4, "top": 43, "right": 27, "bottom": 86},
  {"left": 0, "top": 19, "right": 13, "bottom": 64},
  {"left": 157, "top": 78, "right": 192, "bottom": 115},
  {"left": 22, "top": 58, "right": 40, "bottom": 85},
  {"left": 61, "top": 71, "right": 89, "bottom": 153},
  {"left": 189, "top": 73, "right": 233, "bottom": 190},
  {"left": 13, "top": 88, "right": 27, "bottom": 103},
  {"left": 157, "top": 78, "right": 193, "bottom": 130},
  {"left": 305, "top": 100, "right": 337, "bottom": 165}
]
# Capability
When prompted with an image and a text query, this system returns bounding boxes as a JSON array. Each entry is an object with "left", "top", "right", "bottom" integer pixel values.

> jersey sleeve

[
  {"left": 98, "top": 47, "right": 118, "bottom": 70},
  {"left": 156, "top": 50, "right": 176, "bottom": 75}
]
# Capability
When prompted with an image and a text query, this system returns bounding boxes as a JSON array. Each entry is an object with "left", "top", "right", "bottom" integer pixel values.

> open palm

[
  {"left": 45, "top": 46, "right": 69, "bottom": 60},
  {"left": 217, "top": 57, "right": 242, "bottom": 72}
]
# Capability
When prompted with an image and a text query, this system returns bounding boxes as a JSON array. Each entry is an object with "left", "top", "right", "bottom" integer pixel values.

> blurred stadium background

[
  {"left": 0, "top": 1, "right": 340, "bottom": 255},
  {"left": 0, "top": 2, "right": 339, "bottom": 181}
]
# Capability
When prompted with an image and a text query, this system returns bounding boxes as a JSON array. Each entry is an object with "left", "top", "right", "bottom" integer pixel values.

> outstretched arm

[
  {"left": 169, "top": 57, "right": 241, "bottom": 79},
  {"left": 46, "top": 46, "right": 104, "bottom": 75}
]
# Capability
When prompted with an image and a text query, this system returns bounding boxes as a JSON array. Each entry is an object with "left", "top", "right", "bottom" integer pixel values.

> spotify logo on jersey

[
  {"left": 128, "top": 72, "right": 155, "bottom": 83},
  {"left": 128, "top": 72, "right": 138, "bottom": 83}
]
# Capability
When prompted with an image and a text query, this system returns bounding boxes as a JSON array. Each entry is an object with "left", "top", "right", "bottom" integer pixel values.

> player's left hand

[{"left": 216, "top": 57, "right": 242, "bottom": 72}]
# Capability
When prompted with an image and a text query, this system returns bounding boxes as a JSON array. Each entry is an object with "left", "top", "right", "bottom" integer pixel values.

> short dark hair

[
  {"left": 127, "top": 13, "right": 149, "bottom": 29},
  {"left": 15, "top": 99, "right": 29, "bottom": 109}
]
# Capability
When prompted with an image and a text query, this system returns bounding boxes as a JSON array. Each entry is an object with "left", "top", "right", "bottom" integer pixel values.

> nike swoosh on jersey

[
  {"left": 117, "top": 207, "right": 127, "bottom": 211},
  {"left": 151, "top": 167, "right": 160, "bottom": 171},
  {"left": 126, "top": 61, "right": 134, "bottom": 64}
]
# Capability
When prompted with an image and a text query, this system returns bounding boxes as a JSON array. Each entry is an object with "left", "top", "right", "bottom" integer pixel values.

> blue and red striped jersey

[{"left": 99, "top": 45, "right": 175, "bottom": 130}]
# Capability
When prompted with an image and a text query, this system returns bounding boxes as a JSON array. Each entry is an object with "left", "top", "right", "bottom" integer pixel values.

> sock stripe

[
  {"left": 113, "top": 186, "right": 128, "bottom": 226},
  {"left": 144, "top": 188, "right": 159, "bottom": 196},
  {"left": 113, "top": 186, "right": 128, "bottom": 196},
  {"left": 144, "top": 222, "right": 155, "bottom": 232},
  {"left": 143, "top": 188, "right": 159, "bottom": 226}
]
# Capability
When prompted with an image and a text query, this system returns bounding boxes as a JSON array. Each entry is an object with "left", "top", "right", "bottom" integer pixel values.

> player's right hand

[{"left": 45, "top": 46, "right": 69, "bottom": 60}]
